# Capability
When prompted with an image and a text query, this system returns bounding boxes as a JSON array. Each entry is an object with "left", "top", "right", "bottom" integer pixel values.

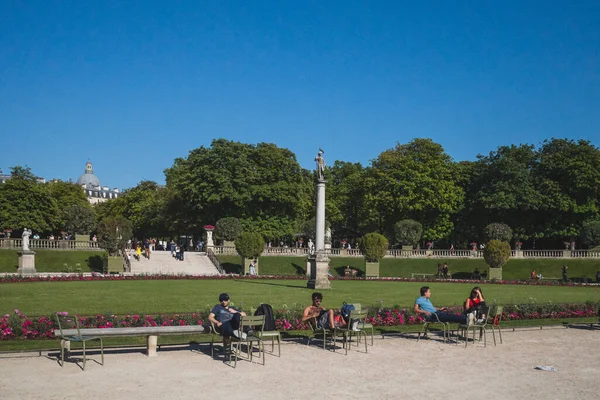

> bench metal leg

[{"left": 147, "top": 335, "right": 158, "bottom": 357}]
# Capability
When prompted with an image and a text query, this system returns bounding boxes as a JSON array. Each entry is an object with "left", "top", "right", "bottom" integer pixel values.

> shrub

[
  {"left": 580, "top": 220, "right": 600, "bottom": 247},
  {"left": 359, "top": 233, "right": 388, "bottom": 262},
  {"left": 97, "top": 216, "right": 132, "bottom": 256},
  {"left": 234, "top": 232, "right": 265, "bottom": 258},
  {"left": 394, "top": 219, "right": 422, "bottom": 247},
  {"left": 483, "top": 240, "right": 511, "bottom": 268},
  {"left": 484, "top": 223, "right": 513, "bottom": 242},
  {"left": 215, "top": 217, "right": 242, "bottom": 241}
]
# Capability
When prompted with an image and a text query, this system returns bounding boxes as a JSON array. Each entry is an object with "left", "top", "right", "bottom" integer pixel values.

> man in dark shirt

[{"left": 208, "top": 293, "right": 249, "bottom": 340}]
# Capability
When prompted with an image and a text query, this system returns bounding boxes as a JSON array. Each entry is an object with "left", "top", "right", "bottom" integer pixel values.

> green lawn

[
  {"left": 218, "top": 255, "right": 600, "bottom": 282},
  {"left": 0, "top": 250, "right": 107, "bottom": 273},
  {"left": 2, "top": 279, "right": 599, "bottom": 317}
]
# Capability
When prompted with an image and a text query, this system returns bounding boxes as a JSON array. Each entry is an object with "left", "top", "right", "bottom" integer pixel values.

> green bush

[
  {"left": 483, "top": 240, "right": 511, "bottom": 268},
  {"left": 484, "top": 223, "right": 513, "bottom": 242},
  {"left": 394, "top": 219, "right": 422, "bottom": 247},
  {"left": 234, "top": 232, "right": 265, "bottom": 258},
  {"left": 359, "top": 233, "right": 388, "bottom": 262},
  {"left": 97, "top": 216, "right": 132, "bottom": 256},
  {"left": 216, "top": 217, "right": 243, "bottom": 241},
  {"left": 580, "top": 220, "right": 600, "bottom": 247}
]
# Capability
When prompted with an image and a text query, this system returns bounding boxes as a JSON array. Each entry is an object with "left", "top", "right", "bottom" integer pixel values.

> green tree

[
  {"left": 97, "top": 216, "right": 133, "bottom": 256},
  {"left": 535, "top": 139, "right": 600, "bottom": 240},
  {"left": 164, "top": 139, "right": 312, "bottom": 233},
  {"left": 216, "top": 217, "right": 243, "bottom": 241},
  {"left": 0, "top": 171, "right": 60, "bottom": 233},
  {"left": 47, "top": 180, "right": 93, "bottom": 231},
  {"left": 234, "top": 232, "right": 265, "bottom": 258},
  {"left": 466, "top": 145, "right": 542, "bottom": 241},
  {"left": 394, "top": 219, "right": 423, "bottom": 247},
  {"left": 64, "top": 204, "right": 97, "bottom": 235},
  {"left": 483, "top": 240, "right": 511, "bottom": 268},
  {"left": 94, "top": 181, "right": 169, "bottom": 238},
  {"left": 358, "top": 233, "right": 388, "bottom": 262},
  {"left": 326, "top": 161, "right": 366, "bottom": 239},
  {"left": 484, "top": 223, "right": 513, "bottom": 243},
  {"left": 367, "top": 139, "right": 464, "bottom": 241},
  {"left": 580, "top": 220, "right": 600, "bottom": 248},
  {"left": 10, "top": 166, "right": 38, "bottom": 180}
]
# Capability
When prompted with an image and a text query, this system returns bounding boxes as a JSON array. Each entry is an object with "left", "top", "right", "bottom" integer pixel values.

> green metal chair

[
  {"left": 55, "top": 313, "right": 103, "bottom": 371},
  {"left": 351, "top": 303, "right": 375, "bottom": 346},
  {"left": 345, "top": 309, "right": 369, "bottom": 354},
  {"left": 489, "top": 306, "right": 503, "bottom": 345},
  {"left": 417, "top": 312, "right": 448, "bottom": 343},
  {"left": 255, "top": 330, "right": 281, "bottom": 357},
  {"left": 228, "top": 315, "right": 266, "bottom": 368},
  {"left": 457, "top": 305, "right": 503, "bottom": 347},
  {"left": 306, "top": 316, "right": 336, "bottom": 350},
  {"left": 457, "top": 311, "right": 490, "bottom": 347}
]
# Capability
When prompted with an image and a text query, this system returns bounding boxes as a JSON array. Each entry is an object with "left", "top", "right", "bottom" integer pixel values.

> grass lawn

[
  {"left": 218, "top": 255, "right": 600, "bottom": 282},
  {"left": 1, "top": 279, "right": 599, "bottom": 317},
  {"left": 0, "top": 250, "right": 107, "bottom": 273}
]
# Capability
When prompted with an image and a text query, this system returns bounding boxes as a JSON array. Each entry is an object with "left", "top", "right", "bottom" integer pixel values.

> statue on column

[
  {"left": 308, "top": 238, "right": 315, "bottom": 255},
  {"left": 22, "top": 228, "right": 32, "bottom": 251},
  {"left": 315, "top": 148, "right": 326, "bottom": 181}
]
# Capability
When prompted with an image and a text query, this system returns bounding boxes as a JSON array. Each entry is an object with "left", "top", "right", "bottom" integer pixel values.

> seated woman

[
  {"left": 530, "top": 269, "right": 540, "bottom": 280},
  {"left": 464, "top": 287, "right": 487, "bottom": 323}
]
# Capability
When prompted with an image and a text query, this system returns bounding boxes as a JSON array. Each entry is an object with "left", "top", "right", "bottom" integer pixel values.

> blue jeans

[
  {"left": 429, "top": 312, "right": 466, "bottom": 324},
  {"left": 217, "top": 313, "right": 241, "bottom": 337}
]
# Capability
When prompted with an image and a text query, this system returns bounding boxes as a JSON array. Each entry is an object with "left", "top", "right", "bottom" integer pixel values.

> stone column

[
  {"left": 315, "top": 181, "right": 326, "bottom": 252},
  {"left": 307, "top": 180, "right": 330, "bottom": 289}
]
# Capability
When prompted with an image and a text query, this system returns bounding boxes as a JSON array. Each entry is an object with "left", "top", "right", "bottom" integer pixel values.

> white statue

[
  {"left": 22, "top": 228, "right": 32, "bottom": 251},
  {"left": 315, "top": 148, "right": 326, "bottom": 180},
  {"left": 308, "top": 238, "right": 315, "bottom": 255}
]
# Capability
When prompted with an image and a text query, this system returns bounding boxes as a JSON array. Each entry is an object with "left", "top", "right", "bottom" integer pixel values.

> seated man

[
  {"left": 344, "top": 266, "right": 351, "bottom": 277},
  {"left": 208, "top": 293, "right": 251, "bottom": 343},
  {"left": 302, "top": 292, "right": 346, "bottom": 330},
  {"left": 414, "top": 286, "right": 474, "bottom": 325}
]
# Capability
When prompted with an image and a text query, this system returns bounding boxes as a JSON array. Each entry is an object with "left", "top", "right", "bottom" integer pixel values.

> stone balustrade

[
  {"left": 0, "top": 238, "right": 103, "bottom": 251},
  {"left": 207, "top": 245, "right": 600, "bottom": 259}
]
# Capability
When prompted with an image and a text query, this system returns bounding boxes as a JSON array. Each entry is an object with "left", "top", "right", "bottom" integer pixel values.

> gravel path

[{"left": 1, "top": 327, "right": 598, "bottom": 399}]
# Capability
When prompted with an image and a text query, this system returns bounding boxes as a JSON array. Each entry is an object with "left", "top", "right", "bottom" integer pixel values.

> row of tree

[{"left": 2, "top": 137, "right": 600, "bottom": 249}]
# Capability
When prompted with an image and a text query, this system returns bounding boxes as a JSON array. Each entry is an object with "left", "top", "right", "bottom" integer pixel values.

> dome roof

[{"left": 76, "top": 161, "right": 101, "bottom": 188}]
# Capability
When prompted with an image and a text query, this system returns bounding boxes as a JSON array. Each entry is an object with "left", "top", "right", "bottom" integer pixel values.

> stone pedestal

[
  {"left": 17, "top": 250, "right": 37, "bottom": 274},
  {"left": 307, "top": 252, "right": 331, "bottom": 289}
]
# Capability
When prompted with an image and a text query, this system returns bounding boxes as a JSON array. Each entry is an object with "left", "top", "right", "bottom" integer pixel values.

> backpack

[
  {"left": 340, "top": 303, "right": 355, "bottom": 323},
  {"left": 254, "top": 304, "right": 276, "bottom": 331}
]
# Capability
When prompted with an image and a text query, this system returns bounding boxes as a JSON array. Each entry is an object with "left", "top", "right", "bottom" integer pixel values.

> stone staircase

[{"left": 128, "top": 251, "right": 220, "bottom": 276}]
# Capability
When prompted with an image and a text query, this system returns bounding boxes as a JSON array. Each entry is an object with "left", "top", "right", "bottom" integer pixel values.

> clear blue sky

[{"left": 1, "top": 1, "right": 598, "bottom": 190}]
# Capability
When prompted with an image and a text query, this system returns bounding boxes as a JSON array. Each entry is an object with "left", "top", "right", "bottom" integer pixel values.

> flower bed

[
  {"left": 0, "top": 273, "right": 596, "bottom": 287},
  {"left": 3, "top": 302, "right": 598, "bottom": 341}
]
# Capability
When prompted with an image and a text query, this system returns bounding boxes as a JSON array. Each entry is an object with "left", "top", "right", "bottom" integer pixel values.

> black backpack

[{"left": 254, "top": 303, "right": 276, "bottom": 331}]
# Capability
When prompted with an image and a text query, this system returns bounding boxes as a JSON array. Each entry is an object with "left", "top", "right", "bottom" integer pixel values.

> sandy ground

[{"left": 1, "top": 326, "right": 599, "bottom": 400}]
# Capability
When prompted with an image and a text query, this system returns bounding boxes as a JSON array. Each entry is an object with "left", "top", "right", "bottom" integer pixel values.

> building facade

[{"left": 76, "top": 161, "right": 120, "bottom": 204}]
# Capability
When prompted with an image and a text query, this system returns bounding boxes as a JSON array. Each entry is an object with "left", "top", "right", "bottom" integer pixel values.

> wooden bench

[
  {"left": 54, "top": 325, "right": 207, "bottom": 357},
  {"left": 411, "top": 273, "right": 435, "bottom": 279}
]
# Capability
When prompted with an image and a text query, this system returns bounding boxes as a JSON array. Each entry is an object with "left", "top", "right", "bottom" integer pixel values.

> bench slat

[{"left": 55, "top": 325, "right": 206, "bottom": 338}]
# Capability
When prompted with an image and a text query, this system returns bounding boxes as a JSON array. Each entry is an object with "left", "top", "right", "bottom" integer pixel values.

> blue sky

[{"left": 1, "top": 1, "right": 598, "bottom": 190}]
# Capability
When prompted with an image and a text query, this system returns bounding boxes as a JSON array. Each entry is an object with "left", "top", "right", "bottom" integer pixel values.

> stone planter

[
  {"left": 106, "top": 256, "right": 124, "bottom": 274},
  {"left": 242, "top": 257, "right": 258, "bottom": 275},
  {"left": 366, "top": 261, "right": 379, "bottom": 278},
  {"left": 488, "top": 267, "right": 502, "bottom": 281}
]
